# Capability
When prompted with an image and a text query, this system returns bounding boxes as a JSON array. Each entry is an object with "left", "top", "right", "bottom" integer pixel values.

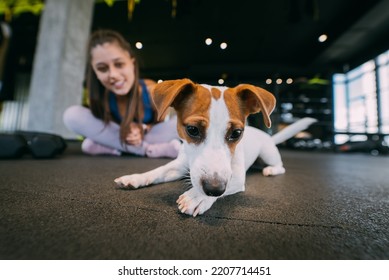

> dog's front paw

[
  {"left": 176, "top": 188, "right": 217, "bottom": 217},
  {"left": 262, "top": 166, "right": 286, "bottom": 176},
  {"left": 114, "top": 174, "right": 149, "bottom": 189}
]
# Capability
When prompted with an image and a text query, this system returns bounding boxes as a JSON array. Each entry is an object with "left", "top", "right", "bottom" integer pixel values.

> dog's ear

[
  {"left": 234, "top": 84, "right": 276, "bottom": 128},
  {"left": 151, "top": 79, "right": 196, "bottom": 120}
]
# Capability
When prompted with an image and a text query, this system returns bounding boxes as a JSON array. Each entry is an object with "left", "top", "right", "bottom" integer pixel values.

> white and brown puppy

[{"left": 115, "top": 79, "right": 316, "bottom": 216}]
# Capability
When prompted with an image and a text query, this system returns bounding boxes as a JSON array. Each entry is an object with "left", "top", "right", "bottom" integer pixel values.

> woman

[{"left": 63, "top": 29, "right": 180, "bottom": 158}]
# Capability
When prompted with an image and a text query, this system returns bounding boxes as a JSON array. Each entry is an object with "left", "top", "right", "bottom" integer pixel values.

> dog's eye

[
  {"left": 227, "top": 129, "right": 243, "bottom": 142},
  {"left": 186, "top": 125, "right": 201, "bottom": 138}
]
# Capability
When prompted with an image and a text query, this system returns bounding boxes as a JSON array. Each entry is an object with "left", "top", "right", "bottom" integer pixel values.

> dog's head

[{"left": 152, "top": 79, "right": 275, "bottom": 196}]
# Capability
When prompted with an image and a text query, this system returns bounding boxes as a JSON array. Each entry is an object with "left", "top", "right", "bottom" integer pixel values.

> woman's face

[{"left": 91, "top": 42, "right": 135, "bottom": 96}]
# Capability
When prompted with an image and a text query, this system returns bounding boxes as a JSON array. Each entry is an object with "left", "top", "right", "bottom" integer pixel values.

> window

[
  {"left": 377, "top": 51, "right": 389, "bottom": 133},
  {"left": 333, "top": 50, "right": 389, "bottom": 144}
]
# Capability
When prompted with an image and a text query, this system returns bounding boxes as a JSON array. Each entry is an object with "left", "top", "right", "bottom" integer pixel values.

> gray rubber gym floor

[{"left": 1, "top": 141, "right": 388, "bottom": 260}]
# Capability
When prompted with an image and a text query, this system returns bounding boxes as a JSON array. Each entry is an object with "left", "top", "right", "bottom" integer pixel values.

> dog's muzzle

[{"left": 201, "top": 175, "right": 227, "bottom": 197}]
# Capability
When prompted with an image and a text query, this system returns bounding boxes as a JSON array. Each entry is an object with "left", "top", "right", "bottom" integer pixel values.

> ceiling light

[
  {"left": 205, "top": 38, "right": 212, "bottom": 45},
  {"left": 135, "top": 41, "right": 143, "bottom": 49},
  {"left": 220, "top": 42, "right": 227, "bottom": 50},
  {"left": 286, "top": 78, "right": 293, "bottom": 84},
  {"left": 276, "top": 78, "right": 282, "bottom": 84},
  {"left": 318, "top": 34, "right": 327, "bottom": 43},
  {"left": 218, "top": 78, "right": 225, "bottom": 85},
  {"left": 266, "top": 79, "right": 272, "bottom": 84}
]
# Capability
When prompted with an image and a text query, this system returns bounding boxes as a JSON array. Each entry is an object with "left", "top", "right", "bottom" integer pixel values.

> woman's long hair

[{"left": 85, "top": 29, "right": 143, "bottom": 146}]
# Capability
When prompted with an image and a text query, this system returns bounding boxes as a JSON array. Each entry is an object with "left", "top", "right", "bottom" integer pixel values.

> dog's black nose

[{"left": 201, "top": 176, "right": 226, "bottom": 197}]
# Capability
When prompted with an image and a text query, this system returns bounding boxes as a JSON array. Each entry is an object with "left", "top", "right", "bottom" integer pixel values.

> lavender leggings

[{"left": 63, "top": 105, "right": 179, "bottom": 156}]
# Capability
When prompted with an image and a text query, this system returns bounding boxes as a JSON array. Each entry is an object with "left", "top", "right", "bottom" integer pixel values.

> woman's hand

[{"left": 125, "top": 123, "right": 143, "bottom": 146}]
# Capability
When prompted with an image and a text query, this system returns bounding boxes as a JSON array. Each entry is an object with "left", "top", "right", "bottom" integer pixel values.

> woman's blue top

[{"left": 108, "top": 79, "right": 154, "bottom": 124}]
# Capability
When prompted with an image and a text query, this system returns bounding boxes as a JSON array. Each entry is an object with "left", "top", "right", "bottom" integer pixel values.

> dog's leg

[
  {"left": 177, "top": 179, "right": 246, "bottom": 217},
  {"left": 177, "top": 175, "right": 245, "bottom": 217},
  {"left": 243, "top": 127, "right": 285, "bottom": 176},
  {"left": 114, "top": 153, "right": 188, "bottom": 188},
  {"left": 176, "top": 188, "right": 218, "bottom": 217},
  {"left": 261, "top": 149, "right": 285, "bottom": 176},
  {"left": 253, "top": 140, "right": 285, "bottom": 176}
]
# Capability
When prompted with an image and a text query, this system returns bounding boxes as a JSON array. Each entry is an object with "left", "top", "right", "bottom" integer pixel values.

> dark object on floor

[
  {"left": 0, "top": 133, "right": 28, "bottom": 158},
  {"left": 336, "top": 139, "right": 389, "bottom": 155},
  {"left": 0, "top": 131, "right": 67, "bottom": 159}
]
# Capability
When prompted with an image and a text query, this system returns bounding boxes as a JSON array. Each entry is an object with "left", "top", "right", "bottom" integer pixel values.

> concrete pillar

[{"left": 27, "top": 0, "right": 94, "bottom": 138}]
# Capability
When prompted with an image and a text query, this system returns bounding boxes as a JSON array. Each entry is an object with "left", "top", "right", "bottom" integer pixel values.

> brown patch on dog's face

[
  {"left": 225, "top": 120, "right": 245, "bottom": 155},
  {"left": 211, "top": 87, "right": 221, "bottom": 100},
  {"left": 174, "top": 85, "right": 212, "bottom": 145},
  {"left": 223, "top": 88, "right": 247, "bottom": 125},
  {"left": 222, "top": 89, "right": 246, "bottom": 154},
  {"left": 223, "top": 85, "right": 276, "bottom": 154}
]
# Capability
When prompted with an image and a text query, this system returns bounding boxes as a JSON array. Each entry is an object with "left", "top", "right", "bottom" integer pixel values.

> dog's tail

[{"left": 271, "top": 117, "right": 318, "bottom": 145}]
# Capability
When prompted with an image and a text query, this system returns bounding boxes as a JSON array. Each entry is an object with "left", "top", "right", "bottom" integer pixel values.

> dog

[{"left": 114, "top": 79, "right": 317, "bottom": 217}]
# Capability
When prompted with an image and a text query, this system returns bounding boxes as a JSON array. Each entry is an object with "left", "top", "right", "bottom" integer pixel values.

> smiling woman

[
  {"left": 91, "top": 42, "right": 136, "bottom": 96},
  {"left": 62, "top": 29, "right": 181, "bottom": 158}
]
